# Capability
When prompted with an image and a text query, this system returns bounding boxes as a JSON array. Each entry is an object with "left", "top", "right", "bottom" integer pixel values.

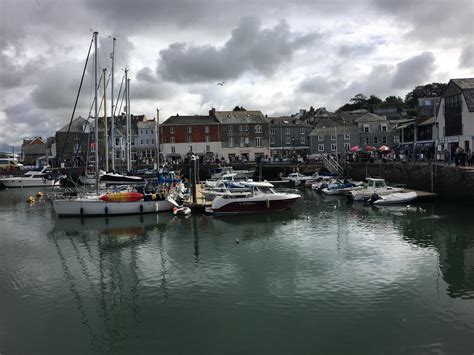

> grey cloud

[
  {"left": 459, "top": 44, "right": 474, "bottom": 69},
  {"left": 297, "top": 75, "right": 346, "bottom": 94},
  {"left": 370, "top": 0, "right": 473, "bottom": 43},
  {"left": 339, "top": 43, "right": 377, "bottom": 58},
  {"left": 157, "top": 17, "right": 319, "bottom": 83},
  {"left": 0, "top": 41, "right": 43, "bottom": 89},
  {"left": 391, "top": 51, "right": 435, "bottom": 89}
]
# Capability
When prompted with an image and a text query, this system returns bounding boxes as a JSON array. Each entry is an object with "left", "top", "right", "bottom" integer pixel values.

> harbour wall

[{"left": 346, "top": 162, "right": 474, "bottom": 204}]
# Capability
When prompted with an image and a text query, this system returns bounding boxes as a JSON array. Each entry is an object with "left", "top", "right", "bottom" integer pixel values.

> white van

[{"left": 0, "top": 158, "right": 23, "bottom": 171}]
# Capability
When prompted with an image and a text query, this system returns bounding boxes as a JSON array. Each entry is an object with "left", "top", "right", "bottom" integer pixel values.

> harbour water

[{"left": 1, "top": 188, "right": 474, "bottom": 354}]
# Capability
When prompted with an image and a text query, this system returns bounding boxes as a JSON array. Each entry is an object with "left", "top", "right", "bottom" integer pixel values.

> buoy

[
  {"left": 235, "top": 238, "right": 240, "bottom": 244},
  {"left": 27, "top": 196, "right": 35, "bottom": 203},
  {"left": 36, "top": 191, "right": 44, "bottom": 198}
]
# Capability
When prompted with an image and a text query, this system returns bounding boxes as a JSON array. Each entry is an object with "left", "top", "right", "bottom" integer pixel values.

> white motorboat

[
  {"left": 348, "top": 178, "right": 405, "bottom": 201},
  {"left": 100, "top": 172, "right": 146, "bottom": 185},
  {"left": 211, "top": 166, "right": 255, "bottom": 180},
  {"left": 368, "top": 191, "right": 418, "bottom": 205},
  {"left": 0, "top": 166, "right": 59, "bottom": 188},
  {"left": 280, "top": 172, "right": 313, "bottom": 184},
  {"left": 311, "top": 176, "right": 336, "bottom": 191},
  {"left": 205, "top": 181, "right": 300, "bottom": 215},
  {"left": 321, "top": 180, "right": 364, "bottom": 195}
]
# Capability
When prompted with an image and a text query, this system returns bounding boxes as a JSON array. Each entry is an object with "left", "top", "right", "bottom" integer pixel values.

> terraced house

[
  {"left": 267, "top": 117, "right": 312, "bottom": 160},
  {"left": 211, "top": 109, "right": 270, "bottom": 162}
]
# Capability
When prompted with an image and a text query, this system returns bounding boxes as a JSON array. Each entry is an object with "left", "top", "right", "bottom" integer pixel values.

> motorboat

[
  {"left": 205, "top": 181, "right": 301, "bottom": 215},
  {"left": 211, "top": 166, "right": 255, "bottom": 180},
  {"left": 0, "top": 166, "right": 59, "bottom": 188},
  {"left": 201, "top": 181, "right": 251, "bottom": 201},
  {"left": 348, "top": 178, "right": 405, "bottom": 201},
  {"left": 79, "top": 169, "right": 106, "bottom": 185},
  {"left": 280, "top": 172, "right": 313, "bottom": 184},
  {"left": 321, "top": 180, "right": 364, "bottom": 195},
  {"left": 311, "top": 176, "right": 337, "bottom": 191},
  {"left": 368, "top": 191, "right": 418, "bottom": 205}
]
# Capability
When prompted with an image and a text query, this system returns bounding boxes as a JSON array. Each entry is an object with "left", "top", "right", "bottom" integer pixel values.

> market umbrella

[
  {"left": 378, "top": 145, "right": 390, "bottom": 152},
  {"left": 350, "top": 145, "right": 360, "bottom": 152},
  {"left": 364, "top": 145, "right": 376, "bottom": 151}
]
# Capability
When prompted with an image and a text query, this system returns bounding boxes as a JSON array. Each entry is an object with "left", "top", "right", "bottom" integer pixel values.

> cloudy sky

[{"left": 1, "top": 0, "right": 473, "bottom": 148}]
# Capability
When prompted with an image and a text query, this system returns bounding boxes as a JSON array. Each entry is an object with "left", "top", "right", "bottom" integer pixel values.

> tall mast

[
  {"left": 110, "top": 36, "right": 116, "bottom": 171},
  {"left": 93, "top": 31, "right": 99, "bottom": 194},
  {"left": 127, "top": 77, "right": 132, "bottom": 170},
  {"left": 155, "top": 108, "right": 160, "bottom": 169},
  {"left": 125, "top": 68, "right": 130, "bottom": 172},
  {"left": 103, "top": 68, "right": 108, "bottom": 172}
]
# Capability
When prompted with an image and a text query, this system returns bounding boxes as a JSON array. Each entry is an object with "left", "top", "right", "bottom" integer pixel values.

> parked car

[{"left": 0, "top": 159, "right": 23, "bottom": 171}]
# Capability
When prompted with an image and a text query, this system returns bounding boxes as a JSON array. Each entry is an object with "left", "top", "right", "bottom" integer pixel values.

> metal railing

[{"left": 321, "top": 154, "right": 345, "bottom": 177}]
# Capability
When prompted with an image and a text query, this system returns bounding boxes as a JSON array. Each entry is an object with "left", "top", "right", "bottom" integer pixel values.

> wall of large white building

[{"left": 437, "top": 97, "right": 474, "bottom": 151}]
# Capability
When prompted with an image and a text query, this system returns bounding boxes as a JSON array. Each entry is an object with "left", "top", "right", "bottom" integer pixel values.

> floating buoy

[
  {"left": 27, "top": 196, "right": 35, "bottom": 203},
  {"left": 36, "top": 191, "right": 44, "bottom": 198}
]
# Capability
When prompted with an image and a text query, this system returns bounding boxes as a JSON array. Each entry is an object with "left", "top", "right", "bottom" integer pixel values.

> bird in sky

[{"left": 217, "top": 81, "right": 225, "bottom": 86}]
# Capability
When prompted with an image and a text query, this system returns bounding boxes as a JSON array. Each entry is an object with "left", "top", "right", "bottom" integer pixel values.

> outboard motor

[{"left": 367, "top": 193, "right": 381, "bottom": 205}]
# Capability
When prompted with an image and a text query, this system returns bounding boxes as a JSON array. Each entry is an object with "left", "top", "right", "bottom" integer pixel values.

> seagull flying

[{"left": 217, "top": 81, "right": 225, "bottom": 86}]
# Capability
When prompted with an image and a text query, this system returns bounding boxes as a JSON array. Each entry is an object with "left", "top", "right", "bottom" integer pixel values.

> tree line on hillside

[{"left": 336, "top": 82, "right": 447, "bottom": 115}]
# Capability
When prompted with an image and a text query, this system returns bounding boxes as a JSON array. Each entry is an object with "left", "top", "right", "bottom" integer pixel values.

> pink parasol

[
  {"left": 350, "top": 145, "right": 360, "bottom": 152},
  {"left": 364, "top": 145, "right": 376, "bottom": 151},
  {"left": 378, "top": 145, "right": 390, "bottom": 152}
]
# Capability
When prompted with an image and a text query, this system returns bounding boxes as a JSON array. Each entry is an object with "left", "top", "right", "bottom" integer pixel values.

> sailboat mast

[
  {"left": 110, "top": 36, "right": 116, "bottom": 172},
  {"left": 127, "top": 77, "right": 132, "bottom": 170},
  {"left": 156, "top": 108, "right": 160, "bottom": 169},
  {"left": 93, "top": 31, "right": 99, "bottom": 194},
  {"left": 103, "top": 68, "right": 108, "bottom": 172},
  {"left": 125, "top": 68, "right": 130, "bottom": 172}
]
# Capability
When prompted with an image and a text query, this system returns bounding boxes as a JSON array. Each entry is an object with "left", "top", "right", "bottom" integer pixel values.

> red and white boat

[{"left": 205, "top": 181, "right": 300, "bottom": 216}]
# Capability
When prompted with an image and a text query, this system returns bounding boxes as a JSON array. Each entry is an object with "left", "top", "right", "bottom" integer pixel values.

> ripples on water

[{"left": 0, "top": 188, "right": 474, "bottom": 354}]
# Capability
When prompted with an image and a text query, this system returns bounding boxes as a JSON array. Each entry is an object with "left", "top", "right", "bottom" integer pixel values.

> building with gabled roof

[
  {"left": 267, "top": 116, "right": 312, "bottom": 160},
  {"left": 21, "top": 137, "right": 46, "bottom": 165},
  {"left": 436, "top": 78, "right": 474, "bottom": 155}
]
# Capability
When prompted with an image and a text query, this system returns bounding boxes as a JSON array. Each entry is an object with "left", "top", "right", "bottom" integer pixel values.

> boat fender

[
  {"left": 27, "top": 196, "right": 35, "bottom": 203},
  {"left": 140, "top": 204, "right": 143, "bottom": 212},
  {"left": 104, "top": 206, "right": 108, "bottom": 215},
  {"left": 266, "top": 199, "right": 270, "bottom": 209}
]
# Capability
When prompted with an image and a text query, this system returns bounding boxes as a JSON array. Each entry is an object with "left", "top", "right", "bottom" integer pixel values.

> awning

[
  {"left": 418, "top": 117, "right": 436, "bottom": 126},
  {"left": 415, "top": 141, "right": 434, "bottom": 147},
  {"left": 166, "top": 153, "right": 181, "bottom": 158}
]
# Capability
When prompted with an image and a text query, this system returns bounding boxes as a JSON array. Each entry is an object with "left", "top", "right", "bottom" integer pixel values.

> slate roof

[
  {"left": 213, "top": 111, "right": 267, "bottom": 124},
  {"left": 161, "top": 115, "right": 219, "bottom": 125},
  {"left": 354, "top": 112, "right": 387, "bottom": 123},
  {"left": 57, "top": 116, "right": 89, "bottom": 133},
  {"left": 267, "top": 117, "right": 312, "bottom": 127}
]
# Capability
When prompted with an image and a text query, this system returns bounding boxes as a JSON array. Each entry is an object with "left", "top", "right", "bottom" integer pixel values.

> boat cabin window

[
  {"left": 256, "top": 186, "right": 274, "bottom": 194},
  {"left": 374, "top": 180, "right": 387, "bottom": 188}
]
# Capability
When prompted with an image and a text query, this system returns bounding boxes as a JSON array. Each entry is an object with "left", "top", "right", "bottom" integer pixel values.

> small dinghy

[
  {"left": 368, "top": 191, "right": 418, "bottom": 205},
  {"left": 173, "top": 206, "right": 191, "bottom": 216}
]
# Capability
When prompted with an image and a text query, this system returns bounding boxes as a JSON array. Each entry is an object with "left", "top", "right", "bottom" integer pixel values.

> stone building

[
  {"left": 267, "top": 117, "right": 312, "bottom": 159},
  {"left": 21, "top": 137, "right": 46, "bottom": 166}
]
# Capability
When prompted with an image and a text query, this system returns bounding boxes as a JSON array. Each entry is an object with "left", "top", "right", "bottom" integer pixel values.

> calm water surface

[{"left": 1, "top": 188, "right": 474, "bottom": 354}]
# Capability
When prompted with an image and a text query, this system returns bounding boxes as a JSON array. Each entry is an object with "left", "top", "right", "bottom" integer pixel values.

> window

[
  {"left": 382, "top": 136, "right": 387, "bottom": 144},
  {"left": 115, "top": 138, "right": 120, "bottom": 146},
  {"left": 240, "top": 137, "right": 244, "bottom": 147},
  {"left": 228, "top": 137, "right": 234, "bottom": 147},
  {"left": 255, "top": 137, "right": 262, "bottom": 147},
  {"left": 270, "top": 128, "right": 275, "bottom": 135},
  {"left": 239, "top": 125, "right": 243, "bottom": 132},
  {"left": 331, "top": 143, "right": 337, "bottom": 151},
  {"left": 187, "top": 126, "right": 192, "bottom": 133},
  {"left": 318, "top": 144, "right": 325, "bottom": 152},
  {"left": 115, "top": 150, "right": 121, "bottom": 159},
  {"left": 228, "top": 126, "right": 233, "bottom": 132},
  {"left": 285, "top": 127, "right": 290, "bottom": 135},
  {"left": 300, "top": 136, "right": 306, "bottom": 144},
  {"left": 205, "top": 126, "right": 209, "bottom": 133},
  {"left": 394, "top": 136, "right": 400, "bottom": 143},
  {"left": 150, "top": 129, "right": 153, "bottom": 134},
  {"left": 186, "top": 135, "right": 192, "bottom": 143},
  {"left": 381, "top": 124, "right": 387, "bottom": 132},
  {"left": 145, "top": 129, "right": 148, "bottom": 134},
  {"left": 151, "top": 139, "right": 154, "bottom": 144},
  {"left": 245, "top": 137, "right": 249, "bottom": 145},
  {"left": 363, "top": 125, "right": 370, "bottom": 133},
  {"left": 170, "top": 136, "right": 175, "bottom": 144},
  {"left": 373, "top": 137, "right": 378, "bottom": 145},
  {"left": 270, "top": 136, "right": 275, "bottom": 144},
  {"left": 140, "top": 140, "right": 144, "bottom": 145},
  {"left": 255, "top": 125, "right": 262, "bottom": 133},
  {"left": 74, "top": 133, "right": 79, "bottom": 140},
  {"left": 344, "top": 143, "right": 350, "bottom": 150},
  {"left": 365, "top": 137, "right": 370, "bottom": 145},
  {"left": 344, "top": 133, "right": 350, "bottom": 140},
  {"left": 331, "top": 135, "right": 336, "bottom": 141},
  {"left": 90, "top": 144, "right": 95, "bottom": 153},
  {"left": 205, "top": 135, "right": 210, "bottom": 143},
  {"left": 170, "top": 127, "right": 175, "bottom": 134},
  {"left": 206, "top": 145, "right": 210, "bottom": 152},
  {"left": 145, "top": 139, "right": 149, "bottom": 145},
  {"left": 171, "top": 146, "right": 175, "bottom": 153},
  {"left": 131, "top": 139, "right": 135, "bottom": 146},
  {"left": 245, "top": 125, "right": 249, "bottom": 131},
  {"left": 300, "top": 128, "right": 305, "bottom": 135},
  {"left": 318, "top": 135, "right": 324, "bottom": 141},
  {"left": 286, "top": 137, "right": 291, "bottom": 145},
  {"left": 73, "top": 144, "right": 80, "bottom": 152}
]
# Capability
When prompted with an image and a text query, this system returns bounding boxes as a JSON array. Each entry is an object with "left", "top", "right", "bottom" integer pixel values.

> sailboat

[{"left": 52, "top": 32, "right": 174, "bottom": 217}]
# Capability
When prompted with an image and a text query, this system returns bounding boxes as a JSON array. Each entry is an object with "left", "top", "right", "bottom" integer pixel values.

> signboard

[{"left": 447, "top": 137, "right": 459, "bottom": 143}]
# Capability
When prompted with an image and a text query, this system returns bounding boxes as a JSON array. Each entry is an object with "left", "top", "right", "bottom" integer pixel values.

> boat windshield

[
  {"left": 256, "top": 186, "right": 274, "bottom": 194},
  {"left": 374, "top": 180, "right": 387, "bottom": 188}
]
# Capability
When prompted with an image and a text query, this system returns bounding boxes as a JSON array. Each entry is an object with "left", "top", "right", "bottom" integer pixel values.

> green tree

[
  {"left": 233, "top": 106, "right": 247, "bottom": 111},
  {"left": 404, "top": 82, "right": 447, "bottom": 109}
]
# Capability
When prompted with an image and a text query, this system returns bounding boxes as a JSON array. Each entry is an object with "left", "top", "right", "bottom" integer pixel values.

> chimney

[{"left": 209, "top": 107, "right": 216, "bottom": 117}]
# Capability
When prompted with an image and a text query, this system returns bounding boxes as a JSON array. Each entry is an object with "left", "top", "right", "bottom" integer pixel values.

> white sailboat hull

[
  {"left": 53, "top": 197, "right": 174, "bottom": 217},
  {"left": 0, "top": 177, "right": 56, "bottom": 188}
]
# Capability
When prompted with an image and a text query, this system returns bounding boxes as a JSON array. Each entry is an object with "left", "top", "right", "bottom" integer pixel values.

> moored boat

[
  {"left": 0, "top": 166, "right": 59, "bottom": 188},
  {"left": 348, "top": 178, "right": 405, "bottom": 201},
  {"left": 368, "top": 191, "right": 418, "bottom": 205},
  {"left": 321, "top": 180, "right": 363, "bottom": 195},
  {"left": 206, "top": 181, "right": 300, "bottom": 215}
]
